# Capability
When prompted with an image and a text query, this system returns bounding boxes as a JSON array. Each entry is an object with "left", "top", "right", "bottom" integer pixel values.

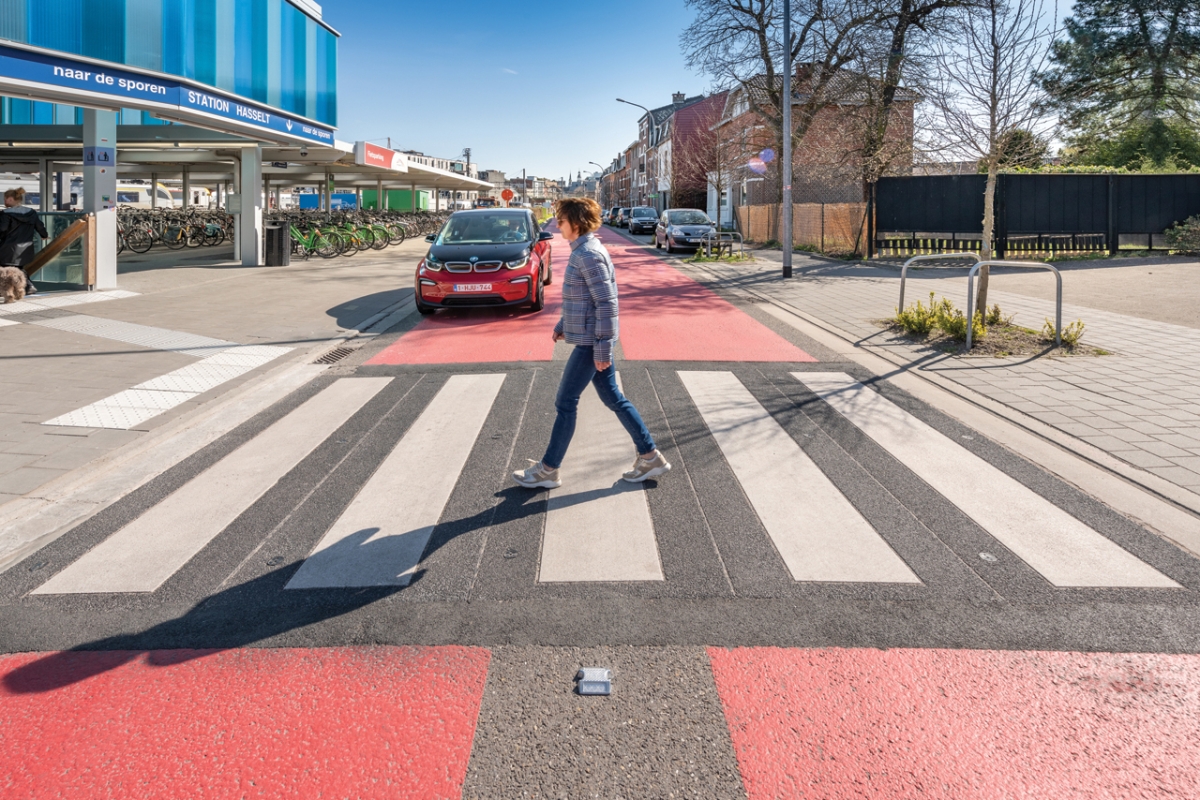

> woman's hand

[
  {"left": 594, "top": 360, "right": 611, "bottom": 372},
  {"left": 552, "top": 331, "right": 564, "bottom": 343}
]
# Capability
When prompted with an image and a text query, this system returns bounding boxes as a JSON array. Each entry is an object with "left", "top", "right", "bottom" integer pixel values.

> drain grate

[{"left": 314, "top": 345, "right": 359, "bottom": 365}]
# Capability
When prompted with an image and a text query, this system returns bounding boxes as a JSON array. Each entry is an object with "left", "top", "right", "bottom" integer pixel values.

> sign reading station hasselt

[{"left": 0, "top": 42, "right": 335, "bottom": 145}]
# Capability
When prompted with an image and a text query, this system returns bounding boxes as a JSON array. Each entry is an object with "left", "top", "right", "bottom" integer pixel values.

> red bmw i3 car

[{"left": 415, "top": 209, "right": 553, "bottom": 314}]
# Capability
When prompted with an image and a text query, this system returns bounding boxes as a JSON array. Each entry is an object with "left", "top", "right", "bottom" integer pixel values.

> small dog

[{"left": 0, "top": 266, "right": 26, "bottom": 304}]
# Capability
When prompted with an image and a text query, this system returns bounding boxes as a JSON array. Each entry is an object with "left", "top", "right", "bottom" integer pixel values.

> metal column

[
  {"left": 182, "top": 167, "right": 191, "bottom": 210},
  {"left": 376, "top": 177, "right": 383, "bottom": 211},
  {"left": 38, "top": 159, "right": 50, "bottom": 212},
  {"left": 237, "top": 145, "right": 263, "bottom": 266},
  {"left": 83, "top": 109, "right": 118, "bottom": 289},
  {"left": 410, "top": 183, "right": 417, "bottom": 212},
  {"left": 150, "top": 172, "right": 158, "bottom": 208}
]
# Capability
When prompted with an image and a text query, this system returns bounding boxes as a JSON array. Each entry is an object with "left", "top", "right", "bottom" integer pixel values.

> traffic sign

[{"left": 501, "top": 188, "right": 514, "bottom": 201}]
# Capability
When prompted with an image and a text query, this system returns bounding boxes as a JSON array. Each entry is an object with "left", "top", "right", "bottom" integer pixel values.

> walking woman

[
  {"left": 513, "top": 198, "right": 671, "bottom": 489},
  {"left": 0, "top": 188, "right": 49, "bottom": 295}
]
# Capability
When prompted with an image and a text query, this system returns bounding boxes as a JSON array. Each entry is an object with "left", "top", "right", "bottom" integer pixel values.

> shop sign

[
  {"left": 353, "top": 142, "right": 408, "bottom": 172},
  {"left": 0, "top": 42, "right": 335, "bottom": 145}
]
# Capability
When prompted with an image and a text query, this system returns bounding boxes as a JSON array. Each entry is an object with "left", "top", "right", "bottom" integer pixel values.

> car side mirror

[
  {"left": 538, "top": 231, "right": 554, "bottom": 241},
  {"left": 424, "top": 234, "right": 436, "bottom": 243}
]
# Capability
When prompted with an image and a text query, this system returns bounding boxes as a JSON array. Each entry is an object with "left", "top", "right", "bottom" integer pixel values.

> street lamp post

[
  {"left": 616, "top": 98, "right": 651, "bottom": 207},
  {"left": 588, "top": 161, "right": 605, "bottom": 205},
  {"left": 781, "top": 0, "right": 793, "bottom": 278}
]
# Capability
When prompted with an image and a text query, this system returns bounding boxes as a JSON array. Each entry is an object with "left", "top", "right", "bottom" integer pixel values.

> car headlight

[
  {"left": 424, "top": 253, "right": 442, "bottom": 271},
  {"left": 506, "top": 254, "right": 530, "bottom": 270},
  {"left": 669, "top": 226, "right": 683, "bottom": 236}
]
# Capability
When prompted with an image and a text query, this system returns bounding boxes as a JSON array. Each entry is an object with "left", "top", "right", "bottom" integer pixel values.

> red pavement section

[
  {"left": 369, "top": 224, "right": 813, "bottom": 365},
  {"left": 710, "top": 647, "right": 1200, "bottom": 799},
  {"left": 367, "top": 242, "right": 564, "bottom": 366},
  {"left": 595, "top": 227, "right": 815, "bottom": 362},
  {"left": 0, "top": 646, "right": 489, "bottom": 799}
]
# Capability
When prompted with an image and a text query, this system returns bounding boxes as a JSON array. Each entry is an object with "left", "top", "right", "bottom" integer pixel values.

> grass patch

[{"left": 685, "top": 251, "right": 754, "bottom": 264}]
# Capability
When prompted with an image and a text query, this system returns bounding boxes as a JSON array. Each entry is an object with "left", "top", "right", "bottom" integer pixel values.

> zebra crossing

[{"left": 21, "top": 367, "right": 1191, "bottom": 602}]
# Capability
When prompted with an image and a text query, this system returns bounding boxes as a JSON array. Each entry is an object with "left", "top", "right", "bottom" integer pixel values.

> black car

[
  {"left": 616, "top": 207, "right": 632, "bottom": 228},
  {"left": 655, "top": 208, "right": 717, "bottom": 253},
  {"left": 627, "top": 206, "right": 658, "bottom": 234}
]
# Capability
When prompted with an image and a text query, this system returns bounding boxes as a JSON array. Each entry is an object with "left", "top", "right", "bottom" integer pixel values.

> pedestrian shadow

[{"left": 3, "top": 531, "right": 429, "bottom": 695}]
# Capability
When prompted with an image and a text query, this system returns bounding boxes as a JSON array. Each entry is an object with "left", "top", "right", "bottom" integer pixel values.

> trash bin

[{"left": 264, "top": 223, "right": 290, "bottom": 266}]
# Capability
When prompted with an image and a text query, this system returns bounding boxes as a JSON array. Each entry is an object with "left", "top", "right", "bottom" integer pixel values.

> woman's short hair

[
  {"left": 4, "top": 188, "right": 25, "bottom": 203},
  {"left": 555, "top": 198, "right": 601, "bottom": 234}
]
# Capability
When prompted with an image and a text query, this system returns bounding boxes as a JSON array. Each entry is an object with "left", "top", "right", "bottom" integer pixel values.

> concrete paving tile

[
  {"left": 1153, "top": 433, "right": 1200, "bottom": 449},
  {"left": 0, "top": 436, "right": 73, "bottom": 457},
  {"left": 29, "top": 447, "right": 109, "bottom": 472},
  {"left": 1135, "top": 440, "right": 1193, "bottom": 458},
  {"left": 1124, "top": 420, "right": 1173, "bottom": 435},
  {"left": 1167, "top": 455, "right": 1200, "bottom": 473},
  {"left": 1079, "top": 434, "right": 1142, "bottom": 452},
  {"left": 0, "top": 466, "right": 66, "bottom": 495},
  {"left": 0, "top": 452, "right": 39, "bottom": 471},
  {"left": 1146, "top": 465, "right": 1200, "bottom": 487},
  {"left": 1119, "top": 449, "right": 1176, "bottom": 469}
]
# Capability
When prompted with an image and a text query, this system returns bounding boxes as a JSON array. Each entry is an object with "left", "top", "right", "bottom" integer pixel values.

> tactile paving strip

[
  {"left": 0, "top": 289, "right": 138, "bottom": 316},
  {"left": 29, "top": 315, "right": 234, "bottom": 357},
  {"left": 43, "top": 345, "right": 293, "bottom": 430}
]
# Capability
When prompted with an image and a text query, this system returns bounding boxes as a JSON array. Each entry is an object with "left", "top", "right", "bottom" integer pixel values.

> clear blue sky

[
  {"left": 327, "top": 0, "right": 706, "bottom": 182},
  {"left": 327, "top": 0, "right": 1076, "bottom": 180}
]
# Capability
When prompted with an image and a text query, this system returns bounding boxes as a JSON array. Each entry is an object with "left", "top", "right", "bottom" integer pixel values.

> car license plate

[{"left": 453, "top": 283, "right": 492, "bottom": 292}]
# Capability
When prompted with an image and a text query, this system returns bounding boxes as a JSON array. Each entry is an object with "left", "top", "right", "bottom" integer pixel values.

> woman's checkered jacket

[{"left": 552, "top": 232, "right": 619, "bottom": 364}]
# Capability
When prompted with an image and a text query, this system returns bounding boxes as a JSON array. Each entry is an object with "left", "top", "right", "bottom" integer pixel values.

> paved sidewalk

[
  {"left": 679, "top": 251, "right": 1200, "bottom": 503},
  {"left": 0, "top": 240, "right": 426, "bottom": 507}
]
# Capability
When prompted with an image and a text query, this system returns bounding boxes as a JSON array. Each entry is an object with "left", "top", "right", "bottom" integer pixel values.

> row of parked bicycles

[
  {"left": 114, "top": 207, "right": 453, "bottom": 259},
  {"left": 116, "top": 207, "right": 233, "bottom": 254},
  {"left": 266, "top": 210, "right": 451, "bottom": 259}
]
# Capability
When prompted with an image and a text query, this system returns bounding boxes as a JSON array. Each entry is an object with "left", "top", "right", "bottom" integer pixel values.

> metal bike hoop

[
  {"left": 898, "top": 252, "right": 981, "bottom": 311},
  {"left": 966, "top": 260, "right": 1062, "bottom": 349},
  {"left": 700, "top": 230, "right": 744, "bottom": 258}
]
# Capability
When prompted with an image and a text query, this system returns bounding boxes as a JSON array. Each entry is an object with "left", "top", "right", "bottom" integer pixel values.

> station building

[{"left": 0, "top": 0, "right": 487, "bottom": 287}]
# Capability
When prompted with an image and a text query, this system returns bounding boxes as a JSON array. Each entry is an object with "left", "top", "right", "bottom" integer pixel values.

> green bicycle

[{"left": 290, "top": 223, "right": 343, "bottom": 259}]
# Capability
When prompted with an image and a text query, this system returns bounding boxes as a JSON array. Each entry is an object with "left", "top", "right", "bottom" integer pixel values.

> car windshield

[
  {"left": 668, "top": 210, "right": 711, "bottom": 225},
  {"left": 436, "top": 212, "right": 530, "bottom": 245},
  {"left": 631, "top": 208, "right": 656, "bottom": 218}
]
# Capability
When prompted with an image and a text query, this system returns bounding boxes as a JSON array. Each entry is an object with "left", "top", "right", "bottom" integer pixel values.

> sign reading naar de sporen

[{"left": 0, "top": 42, "right": 335, "bottom": 145}]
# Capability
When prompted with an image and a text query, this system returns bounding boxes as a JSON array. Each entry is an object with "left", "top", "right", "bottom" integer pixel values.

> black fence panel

[
  {"left": 1114, "top": 174, "right": 1200, "bottom": 234},
  {"left": 874, "top": 173, "right": 1200, "bottom": 256},
  {"left": 1001, "top": 174, "right": 1108, "bottom": 234},
  {"left": 876, "top": 175, "right": 985, "bottom": 233}
]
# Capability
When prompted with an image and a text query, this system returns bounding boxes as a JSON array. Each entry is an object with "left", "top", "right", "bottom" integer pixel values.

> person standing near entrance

[
  {"left": 0, "top": 188, "right": 49, "bottom": 295},
  {"left": 513, "top": 197, "right": 671, "bottom": 489}
]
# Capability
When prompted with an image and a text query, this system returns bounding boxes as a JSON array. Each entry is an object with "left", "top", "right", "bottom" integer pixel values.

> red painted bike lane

[
  {"left": 0, "top": 646, "right": 489, "bottom": 799},
  {"left": 368, "top": 222, "right": 813, "bottom": 365},
  {"left": 709, "top": 646, "right": 1200, "bottom": 798}
]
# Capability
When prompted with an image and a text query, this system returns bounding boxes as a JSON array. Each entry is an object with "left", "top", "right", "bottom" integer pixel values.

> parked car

[
  {"left": 627, "top": 206, "right": 658, "bottom": 234},
  {"left": 415, "top": 208, "right": 553, "bottom": 314},
  {"left": 616, "top": 207, "right": 632, "bottom": 228},
  {"left": 606, "top": 206, "right": 621, "bottom": 225},
  {"left": 655, "top": 208, "right": 717, "bottom": 253}
]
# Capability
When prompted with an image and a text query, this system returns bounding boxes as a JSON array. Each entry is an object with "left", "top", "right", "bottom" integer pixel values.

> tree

[
  {"left": 925, "top": 0, "right": 1053, "bottom": 319},
  {"left": 978, "top": 128, "right": 1052, "bottom": 170},
  {"left": 681, "top": 0, "right": 881, "bottom": 208},
  {"left": 1036, "top": 0, "right": 1200, "bottom": 167}
]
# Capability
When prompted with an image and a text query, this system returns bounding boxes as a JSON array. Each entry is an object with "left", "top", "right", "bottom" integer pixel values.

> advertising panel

[{"left": 353, "top": 142, "right": 408, "bottom": 172}]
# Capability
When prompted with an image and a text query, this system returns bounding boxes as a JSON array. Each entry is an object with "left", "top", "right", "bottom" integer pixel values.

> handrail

[
  {"left": 898, "top": 252, "right": 981, "bottom": 311},
  {"left": 966, "top": 260, "right": 1062, "bottom": 349}
]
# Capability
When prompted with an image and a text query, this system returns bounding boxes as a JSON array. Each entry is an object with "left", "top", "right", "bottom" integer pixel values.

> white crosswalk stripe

[
  {"left": 795, "top": 372, "right": 1180, "bottom": 589},
  {"left": 681, "top": 371, "right": 920, "bottom": 584},
  {"left": 34, "top": 378, "right": 390, "bottom": 594},
  {"left": 287, "top": 373, "right": 507, "bottom": 589},
  {"left": 29, "top": 368, "right": 1185, "bottom": 596},
  {"left": 539, "top": 375, "right": 663, "bottom": 583}
]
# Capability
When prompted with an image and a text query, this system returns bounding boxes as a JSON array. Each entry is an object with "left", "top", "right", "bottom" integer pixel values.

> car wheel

[
  {"left": 415, "top": 285, "right": 436, "bottom": 315},
  {"left": 530, "top": 275, "right": 545, "bottom": 311},
  {"left": 666, "top": 237, "right": 675, "bottom": 254},
  {"left": 655, "top": 234, "right": 662, "bottom": 250}
]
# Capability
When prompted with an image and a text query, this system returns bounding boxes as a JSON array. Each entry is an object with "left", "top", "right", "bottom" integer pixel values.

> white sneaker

[
  {"left": 623, "top": 451, "right": 671, "bottom": 483},
  {"left": 513, "top": 459, "right": 562, "bottom": 489}
]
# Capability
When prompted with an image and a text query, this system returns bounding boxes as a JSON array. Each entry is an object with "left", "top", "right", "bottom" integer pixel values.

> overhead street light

[{"left": 616, "top": 99, "right": 652, "bottom": 206}]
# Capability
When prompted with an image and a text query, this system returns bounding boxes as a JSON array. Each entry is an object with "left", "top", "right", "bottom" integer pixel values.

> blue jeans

[{"left": 542, "top": 345, "right": 656, "bottom": 469}]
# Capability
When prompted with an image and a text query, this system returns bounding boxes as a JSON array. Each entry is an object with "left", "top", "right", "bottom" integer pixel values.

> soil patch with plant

[{"left": 879, "top": 292, "right": 1107, "bottom": 357}]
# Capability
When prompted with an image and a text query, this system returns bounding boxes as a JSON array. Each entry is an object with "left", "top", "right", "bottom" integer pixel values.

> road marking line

[
  {"left": 539, "top": 375, "right": 664, "bottom": 582},
  {"left": 680, "top": 371, "right": 919, "bottom": 583},
  {"left": 286, "top": 373, "right": 506, "bottom": 589},
  {"left": 33, "top": 378, "right": 390, "bottom": 594},
  {"left": 795, "top": 372, "right": 1180, "bottom": 588}
]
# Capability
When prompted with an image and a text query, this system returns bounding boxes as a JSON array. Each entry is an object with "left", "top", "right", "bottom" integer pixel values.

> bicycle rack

[
  {"left": 700, "top": 230, "right": 744, "bottom": 258},
  {"left": 898, "top": 252, "right": 981, "bottom": 311},
  {"left": 966, "top": 261, "right": 1062, "bottom": 349},
  {"left": 897, "top": 252, "right": 1062, "bottom": 349}
]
